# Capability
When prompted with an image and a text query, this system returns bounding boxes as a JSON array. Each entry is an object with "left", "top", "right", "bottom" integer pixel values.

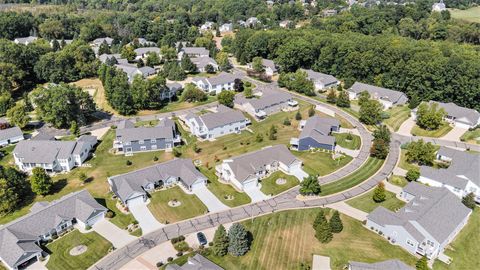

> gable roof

[
  {"left": 349, "top": 82, "right": 408, "bottom": 105},
  {"left": 182, "top": 47, "right": 209, "bottom": 56},
  {"left": 92, "top": 37, "right": 113, "bottom": 46},
  {"left": 14, "top": 36, "right": 37, "bottom": 44},
  {"left": 0, "top": 126, "right": 23, "bottom": 142},
  {"left": 134, "top": 47, "right": 160, "bottom": 56},
  {"left": 235, "top": 85, "right": 293, "bottom": 111},
  {"left": 303, "top": 69, "right": 338, "bottom": 86},
  {"left": 191, "top": 56, "right": 218, "bottom": 69},
  {"left": 261, "top": 59, "right": 277, "bottom": 72},
  {"left": 14, "top": 140, "right": 77, "bottom": 163},
  {"left": 115, "top": 120, "right": 175, "bottom": 143},
  {"left": 428, "top": 101, "right": 480, "bottom": 126},
  {"left": 299, "top": 116, "right": 339, "bottom": 146},
  {"left": 349, "top": 259, "right": 414, "bottom": 270},
  {"left": 187, "top": 105, "right": 247, "bottom": 130}
]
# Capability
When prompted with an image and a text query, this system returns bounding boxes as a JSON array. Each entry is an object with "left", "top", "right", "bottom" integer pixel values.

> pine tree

[
  {"left": 372, "top": 182, "right": 387, "bottom": 203},
  {"left": 52, "top": 39, "right": 60, "bottom": 51},
  {"left": 312, "top": 209, "right": 327, "bottom": 229},
  {"left": 181, "top": 55, "right": 197, "bottom": 73},
  {"left": 308, "top": 106, "right": 315, "bottom": 117},
  {"left": 415, "top": 256, "right": 429, "bottom": 270},
  {"left": 329, "top": 210, "right": 343, "bottom": 233},
  {"left": 314, "top": 217, "right": 332, "bottom": 243},
  {"left": 295, "top": 111, "right": 302, "bottom": 120},
  {"left": 228, "top": 223, "right": 250, "bottom": 256},
  {"left": 212, "top": 225, "right": 229, "bottom": 256}
]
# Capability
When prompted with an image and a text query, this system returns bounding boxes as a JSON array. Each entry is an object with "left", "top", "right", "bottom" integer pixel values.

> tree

[
  {"left": 6, "top": 103, "right": 30, "bottom": 128},
  {"left": 313, "top": 209, "right": 327, "bottom": 229},
  {"left": 462, "top": 192, "right": 476, "bottom": 210},
  {"left": 255, "top": 133, "right": 263, "bottom": 142},
  {"left": 51, "top": 39, "right": 60, "bottom": 52},
  {"left": 233, "top": 79, "right": 244, "bottom": 92},
  {"left": 79, "top": 172, "right": 88, "bottom": 183},
  {"left": 0, "top": 167, "right": 29, "bottom": 215},
  {"left": 299, "top": 175, "right": 321, "bottom": 195},
  {"left": 415, "top": 256, "right": 429, "bottom": 270},
  {"left": 416, "top": 102, "right": 446, "bottom": 130},
  {"left": 218, "top": 91, "right": 235, "bottom": 108},
  {"left": 212, "top": 225, "right": 229, "bottom": 256},
  {"left": 216, "top": 52, "right": 231, "bottom": 71},
  {"left": 98, "top": 41, "right": 111, "bottom": 55},
  {"left": 336, "top": 91, "right": 350, "bottom": 108},
  {"left": 70, "top": 121, "right": 80, "bottom": 137},
  {"left": 181, "top": 55, "right": 197, "bottom": 73},
  {"left": 326, "top": 89, "right": 336, "bottom": 104},
  {"left": 359, "top": 99, "right": 383, "bottom": 125},
  {"left": 228, "top": 223, "right": 250, "bottom": 256},
  {"left": 268, "top": 125, "right": 277, "bottom": 140},
  {"left": 0, "top": 178, "right": 18, "bottom": 216},
  {"left": 30, "top": 167, "right": 52, "bottom": 196},
  {"left": 295, "top": 111, "right": 302, "bottom": 120},
  {"left": 251, "top": 57, "right": 264, "bottom": 72},
  {"left": 120, "top": 46, "right": 136, "bottom": 62},
  {"left": 205, "top": 64, "right": 215, "bottom": 74},
  {"left": 180, "top": 84, "right": 207, "bottom": 102},
  {"left": 358, "top": 91, "right": 371, "bottom": 106},
  {"left": 373, "top": 125, "right": 391, "bottom": 145},
  {"left": 314, "top": 214, "right": 332, "bottom": 243},
  {"left": 0, "top": 63, "right": 24, "bottom": 94},
  {"left": 283, "top": 118, "right": 291, "bottom": 126},
  {"left": 279, "top": 70, "right": 315, "bottom": 96},
  {"left": 145, "top": 52, "right": 161, "bottom": 67},
  {"left": 372, "top": 182, "right": 386, "bottom": 203},
  {"left": 370, "top": 139, "right": 389, "bottom": 159},
  {"left": 0, "top": 93, "right": 14, "bottom": 116},
  {"left": 166, "top": 62, "right": 186, "bottom": 81},
  {"left": 329, "top": 210, "right": 343, "bottom": 233},
  {"left": 160, "top": 46, "right": 177, "bottom": 62},
  {"left": 405, "top": 140, "right": 436, "bottom": 165},
  {"left": 405, "top": 169, "right": 420, "bottom": 182},
  {"left": 308, "top": 106, "right": 315, "bottom": 117}
]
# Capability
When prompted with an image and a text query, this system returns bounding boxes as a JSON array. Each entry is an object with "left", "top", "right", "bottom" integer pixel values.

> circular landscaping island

[
  {"left": 275, "top": 178, "right": 287, "bottom": 185},
  {"left": 168, "top": 199, "right": 182, "bottom": 207},
  {"left": 69, "top": 245, "right": 88, "bottom": 256}
]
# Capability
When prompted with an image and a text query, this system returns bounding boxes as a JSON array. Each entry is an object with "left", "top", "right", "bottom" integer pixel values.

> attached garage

[
  {"left": 126, "top": 194, "right": 146, "bottom": 207},
  {"left": 190, "top": 179, "right": 206, "bottom": 191},
  {"left": 86, "top": 211, "right": 105, "bottom": 226},
  {"left": 242, "top": 179, "right": 258, "bottom": 190}
]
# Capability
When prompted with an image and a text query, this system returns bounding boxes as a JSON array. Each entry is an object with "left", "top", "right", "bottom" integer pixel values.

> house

[
  {"left": 179, "top": 47, "right": 210, "bottom": 58},
  {"left": 183, "top": 105, "right": 250, "bottom": 140},
  {"left": 303, "top": 69, "right": 339, "bottom": 91},
  {"left": 108, "top": 159, "right": 207, "bottom": 206},
  {"left": 113, "top": 119, "right": 181, "bottom": 155},
  {"left": 279, "top": 20, "right": 293, "bottom": 28},
  {"left": 0, "top": 190, "right": 107, "bottom": 270},
  {"left": 348, "top": 260, "right": 413, "bottom": 270},
  {"left": 130, "top": 38, "right": 156, "bottom": 47},
  {"left": 432, "top": 0, "right": 446, "bottom": 12},
  {"left": 200, "top": 21, "right": 215, "bottom": 32},
  {"left": 91, "top": 37, "right": 113, "bottom": 47},
  {"left": 290, "top": 116, "right": 339, "bottom": 151},
  {"left": 0, "top": 126, "right": 24, "bottom": 146},
  {"left": 322, "top": 9, "right": 338, "bottom": 17},
  {"left": 163, "top": 82, "right": 182, "bottom": 100},
  {"left": 13, "top": 36, "right": 37, "bottom": 45},
  {"left": 234, "top": 85, "right": 297, "bottom": 119},
  {"left": 134, "top": 47, "right": 160, "bottom": 60},
  {"left": 98, "top": 54, "right": 128, "bottom": 65},
  {"left": 49, "top": 39, "right": 73, "bottom": 47},
  {"left": 418, "top": 146, "right": 480, "bottom": 202},
  {"left": 246, "top": 17, "right": 260, "bottom": 27},
  {"left": 348, "top": 82, "right": 408, "bottom": 109},
  {"left": 366, "top": 182, "right": 472, "bottom": 259},
  {"left": 115, "top": 64, "right": 156, "bottom": 82},
  {"left": 190, "top": 56, "right": 219, "bottom": 73},
  {"left": 13, "top": 135, "right": 97, "bottom": 173},
  {"left": 166, "top": 254, "right": 223, "bottom": 270},
  {"left": 412, "top": 101, "right": 480, "bottom": 129},
  {"left": 192, "top": 72, "right": 238, "bottom": 94},
  {"left": 218, "top": 145, "right": 303, "bottom": 191},
  {"left": 219, "top": 23, "right": 233, "bottom": 33},
  {"left": 247, "top": 59, "right": 277, "bottom": 76}
]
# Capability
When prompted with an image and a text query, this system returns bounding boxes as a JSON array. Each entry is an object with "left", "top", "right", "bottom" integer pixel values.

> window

[
  {"left": 140, "top": 146, "right": 147, "bottom": 151},
  {"left": 427, "top": 240, "right": 434, "bottom": 247},
  {"left": 406, "top": 239, "right": 415, "bottom": 247},
  {"left": 151, "top": 145, "right": 157, "bottom": 150},
  {"left": 151, "top": 139, "right": 156, "bottom": 143},
  {"left": 125, "top": 142, "right": 131, "bottom": 146}
]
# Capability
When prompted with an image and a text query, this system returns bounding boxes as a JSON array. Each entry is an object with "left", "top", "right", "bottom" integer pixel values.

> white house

[
  {"left": 432, "top": 0, "right": 446, "bottom": 12},
  {"left": 219, "top": 23, "right": 233, "bottom": 33},
  {"left": 246, "top": 17, "right": 260, "bottom": 27},
  {"left": 348, "top": 82, "right": 408, "bottom": 109},
  {"left": 192, "top": 72, "right": 238, "bottom": 94},
  {"left": 303, "top": 69, "right": 340, "bottom": 91},
  {"left": 412, "top": 101, "right": 480, "bottom": 129},
  {"left": 247, "top": 59, "right": 277, "bottom": 76},
  {"left": 178, "top": 47, "right": 210, "bottom": 60},
  {"left": 200, "top": 21, "right": 215, "bottom": 32},
  {"left": 13, "top": 36, "right": 38, "bottom": 45},
  {"left": 134, "top": 47, "right": 160, "bottom": 60},
  {"left": 162, "top": 82, "right": 182, "bottom": 100},
  {"left": 0, "top": 127, "right": 24, "bottom": 146},
  {"left": 279, "top": 20, "right": 293, "bottom": 28}
]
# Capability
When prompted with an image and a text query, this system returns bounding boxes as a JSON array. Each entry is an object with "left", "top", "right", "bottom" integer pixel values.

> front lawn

[
  {"left": 333, "top": 133, "right": 361, "bottom": 150},
  {"left": 411, "top": 122, "right": 452, "bottom": 138},
  {"left": 389, "top": 175, "right": 408, "bottom": 187},
  {"left": 384, "top": 106, "right": 411, "bottom": 132},
  {"left": 0, "top": 145, "right": 15, "bottom": 167},
  {"left": 200, "top": 167, "right": 251, "bottom": 208},
  {"left": 203, "top": 209, "right": 416, "bottom": 270},
  {"left": 260, "top": 171, "right": 299, "bottom": 196},
  {"left": 294, "top": 151, "right": 352, "bottom": 177},
  {"left": 46, "top": 230, "right": 112, "bottom": 270},
  {"left": 103, "top": 197, "right": 136, "bottom": 230},
  {"left": 139, "top": 96, "right": 218, "bottom": 115},
  {"left": 346, "top": 190, "right": 405, "bottom": 213},
  {"left": 460, "top": 128, "right": 480, "bottom": 144},
  {"left": 147, "top": 186, "right": 208, "bottom": 224}
]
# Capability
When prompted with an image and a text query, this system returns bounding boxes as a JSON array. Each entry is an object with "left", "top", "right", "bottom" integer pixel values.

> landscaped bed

[
  {"left": 46, "top": 230, "right": 112, "bottom": 270},
  {"left": 200, "top": 167, "right": 251, "bottom": 207},
  {"left": 346, "top": 190, "right": 405, "bottom": 213},
  {"left": 411, "top": 122, "right": 452, "bottom": 137},
  {"left": 294, "top": 151, "right": 353, "bottom": 176},
  {"left": 147, "top": 186, "right": 208, "bottom": 224},
  {"left": 260, "top": 171, "right": 299, "bottom": 196},
  {"left": 333, "top": 133, "right": 361, "bottom": 150},
  {"left": 384, "top": 106, "right": 411, "bottom": 132}
]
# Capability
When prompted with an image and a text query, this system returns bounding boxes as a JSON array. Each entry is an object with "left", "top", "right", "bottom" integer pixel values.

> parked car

[{"left": 197, "top": 232, "right": 207, "bottom": 246}]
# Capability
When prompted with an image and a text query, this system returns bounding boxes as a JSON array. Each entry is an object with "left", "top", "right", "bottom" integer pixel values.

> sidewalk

[{"left": 327, "top": 201, "right": 368, "bottom": 221}]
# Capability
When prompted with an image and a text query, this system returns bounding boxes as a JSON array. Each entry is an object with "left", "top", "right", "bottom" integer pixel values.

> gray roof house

[
  {"left": 113, "top": 119, "right": 181, "bottom": 155},
  {"left": 108, "top": 158, "right": 207, "bottom": 205},
  {"left": 247, "top": 59, "right": 277, "bottom": 76},
  {"left": 179, "top": 47, "right": 210, "bottom": 59},
  {"left": 348, "top": 259, "right": 413, "bottom": 270},
  {"left": 421, "top": 101, "right": 480, "bottom": 129},
  {"left": 419, "top": 146, "right": 480, "bottom": 202},
  {"left": 184, "top": 105, "right": 249, "bottom": 140},
  {"left": 0, "top": 126, "right": 24, "bottom": 146},
  {"left": 13, "top": 36, "right": 38, "bottom": 45},
  {"left": 115, "top": 64, "right": 156, "bottom": 82},
  {"left": 218, "top": 145, "right": 304, "bottom": 191},
  {"left": 98, "top": 54, "right": 128, "bottom": 65},
  {"left": 303, "top": 69, "right": 339, "bottom": 91},
  {"left": 190, "top": 56, "right": 219, "bottom": 73},
  {"left": 91, "top": 37, "right": 114, "bottom": 47},
  {"left": 0, "top": 190, "right": 106, "bottom": 270},
  {"left": 219, "top": 23, "right": 233, "bottom": 33},
  {"left": 166, "top": 254, "right": 223, "bottom": 270},
  {"left": 162, "top": 82, "right": 182, "bottom": 100},
  {"left": 366, "top": 182, "right": 472, "bottom": 259},
  {"left": 348, "top": 82, "right": 408, "bottom": 109},
  {"left": 290, "top": 116, "right": 340, "bottom": 151},
  {"left": 192, "top": 72, "right": 238, "bottom": 94},
  {"left": 13, "top": 135, "right": 97, "bottom": 173},
  {"left": 134, "top": 47, "right": 161, "bottom": 59}
]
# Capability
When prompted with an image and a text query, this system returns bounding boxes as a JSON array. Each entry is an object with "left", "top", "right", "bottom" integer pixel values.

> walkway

[
  {"left": 396, "top": 116, "right": 415, "bottom": 136},
  {"left": 93, "top": 219, "right": 137, "bottom": 248},
  {"left": 193, "top": 186, "right": 229, "bottom": 213},
  {"left": 244, "top": 186, "right": 269, "bottom": 203},
  {"left": 336, "top": 146, "right": 360, "bottom": 158},
  {"left": 129, "top": 201, "right": 164, "bottom": 234},
  {"left": 440, "top": 125, "right": 468, "bottom": 142},
  {"left": 383, "top": 180, "right": 403, "bottom": 195},
  {"left": 327, "top": 201, "right": 368, "bottom": 221}
]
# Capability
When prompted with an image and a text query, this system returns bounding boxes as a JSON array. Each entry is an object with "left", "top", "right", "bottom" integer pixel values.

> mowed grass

[
  {"left": 461, "top": 128, "right": 480, "bottom": 144},
  {"left": 346, "top": 190, "right": 406, "bottom": 213},
  {"left": 450, "top": 6, "right": 480, "bottom": 23},
  {"left": 293, "top": 151, "right": 353, "bottom": 177},
  {"left": 320, "top": 157, "right": 384, "bottom": 196},
  {"left": 433, "top": 209, "right": 480, "bottom": 270},
  {"left": 260, "top": 171, "right": 299, "bottom": 196},
  {"left": 333, "top": 133, "right": 361, "bottom": 150},
  {"left": 138, "top": 96, "right": 218, "bottom": 116},
  {"left": 389, "top": 175, "right": 408, "bottom": 187},
  {"left": 200, "top": 167, "right": 251, "bottom": 208},
  {"left": 147, "top": 186, "right": 208, "bottom": 224},
  {"left": 0, "top": 145, "right": 15, "bottom": 167},
  {"left": 204, "top": 209, "right": 417, "bottom": 270},
  {"left": 46, "top": 230, "right": 112, "bottom": 270},
  {"left": 384, "top": 106, "right": 411, "bottom": 132},
  {"left": 411, "top": 122, "right": 452, "bottom": 138},
  {"left": 103, "top": 197, "right": 136, "bottom": 230}
]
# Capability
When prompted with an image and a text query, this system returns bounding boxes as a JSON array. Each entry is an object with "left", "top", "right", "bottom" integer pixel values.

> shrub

[
  {"left": 372, "top": 182, "right": 386, "bottom": 203},
  {"left": 167, "top": 257, "right": 173, "bottom": 262},
  {"left": 176, "top": 251, "right": 183, "bottom": 257},
  {"left": 126, "top": 160, "right": 132, "bottom": 166},
  {"left": 295, "top": 111, "right": 302, "bottom": 120},
  {"left": 156, "top": 262, "right": 164, "bottom": 267},
  {"left": 153, "top": 156, "right": 159, "bottom": 161},
  {"left": 283, "top": 118, "right": 291, "bottom": 126},
  {"left": 85, "top": 225, "right": 92, "bottom": 230},
  {"left": 105, "top": 211, "right": 114, "bottom": 218},
  {"left": 405, "top": 169, "right": 420, "bottom": 182},
  {"left": 174, "top": 241, "right": 190, "bottom": 252},
  {"left": 173, "top": 147, "right": 182, "bottom": 157}
]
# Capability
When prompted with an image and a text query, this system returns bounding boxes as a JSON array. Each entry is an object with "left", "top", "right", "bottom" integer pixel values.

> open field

[
  {"left": 260, "top": 171, "right": 299, "bottom": 196},
  {"left": 384, "top": 106, "right": 411, "bottom": 132},
  {"left": 346, "top": 190, "right": 405, "bottom": 213},
  {"left": 450, "top": 7, "right": 480, "bottom": 23},
  {"left": 333, "top": 133, "right": 361, "bottom": 150},
  {"left": 411, "top": 122, "right": 452, "bottom": 138},
  {"left": 460, "top": 128, "right": 480, "bottom": 144},
  {"left": 46, "top": 230, "right": 112, "bottom": 270},
  {"left": 72, "top": 78, "right": 118, "bottom": 115}
]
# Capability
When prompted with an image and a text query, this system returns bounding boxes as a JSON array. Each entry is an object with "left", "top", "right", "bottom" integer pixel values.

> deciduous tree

[{"left": 30, "top": 167, "right": 52, "bottom": 196}]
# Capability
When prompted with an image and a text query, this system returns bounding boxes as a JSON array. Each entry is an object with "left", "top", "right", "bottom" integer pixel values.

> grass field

[
  {"left": 260, "top": 171, "right": 299, "bottom": 196},
  {"left": 450, "top": 6, "right": 480, "bottom": 23},
  {"left": 333, "top": 133, "right": 361, "bottom": 150},
  {"left": 46, "top": 230, "right": 112, "bottom": 270},
  {"left": 433, "top": 209, "right": 480, "bottom": 270},
  {"left": 103, "top": 197, "right": 136, "bottom": 230},
  {"left": 389, "top": 175, "right": 408, "bottom": 187},
  {"left": 293, "top": 151, "right": 353, "bottom": 176},
  {"left": 320, "top": 157, "right": 384, "bottom": 196},
  {"left": 460, "top": 128, "right": 480, "bottom": 144},
  {"left": 346, "top": 190, "right": 405, "bottom": 213},
  {"left": 411, "top": 122, "right": 452, "bottom": 138},
  {"left": 200, "top": 167, "right": 251, "bottom": 208},
  {"left": 384, "top": 106, "right": 411, "bottom": 132},
  {"left": 203, "top": 209, "right": 417, "bottom": 270},
  {"left": 147, "top": 186, "right": 208, "bottom": 224},
  {"left": 0, "top": 145, "right": 15, "bottom": 167},
  {"left": 72, "top": 78, "right": 117, "bottom": 115}
]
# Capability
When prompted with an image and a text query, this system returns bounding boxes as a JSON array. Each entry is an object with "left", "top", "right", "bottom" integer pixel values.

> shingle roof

[
  {"left": 92, "top": 37, "right": 113, "bottom": 46},
  {"left": 428, "top": 101, "right": 480, "bottom": 126},
  {"left": 303, "top": 69, "right": 338, "bottom": 86},
  {"left": 134, "top": 47, "right": 160, "bottom": 56},
  {"left": 191, "top": 57, "right": 218, "bottom": 69},
  {"left": 0, "top": 126, "right": 23, "bottom": 142},
  {"left": 166, "top": 254, "right": 223, "bottom": 270},
  {"left": 115, "top": 120, "right": 175, "bottom": 143},
  {"left": 14, "top": 36, "right": 37, "bottom": 44},
  {"left": 182, "top": 47, "right": 209, "bottom": 56},
  {"left": 299, "top": 116, "right": 339, "bottom": 145},
  {"left": 350, "top": 82, "right": 408, "bottom": 105},
  {"left": 261, "top": 59, "right": 277, "bottom": 72},
  {"left": 206, "top": 72, "right": 237, "bottom": 86},
  {"left": 349, "top": 259, "right": 414, "bottom": 270},
  {"left": 188, "top": 105, "right": 247, "bottom": 130},
  {"left": 235, "top": 85, "right": 293, "bottom": 111},
  {"left": 13, "top": 140, "right": 77, "bottom": 163}
]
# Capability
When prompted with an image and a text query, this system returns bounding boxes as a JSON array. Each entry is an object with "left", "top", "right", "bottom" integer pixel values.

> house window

[
  {"left": 140, "top": 146, "right": 147, "bottom": 151},
  {"left": 406, "top": 239, "right": 415, "bottom": 247},
  {"left": 125, "top": 142, "right": 131, "bottom": 146},
  {"left": 427, "top": 240, "right": 434, "bottom": 247},
  {"left": 151, "top": 139, "right": 156, "bottom": 143},
  {"left": 151, "top": 145, "right": 157, "bottom": 150}
]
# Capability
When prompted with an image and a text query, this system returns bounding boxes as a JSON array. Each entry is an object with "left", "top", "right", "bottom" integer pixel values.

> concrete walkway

[
  {"left": 397, "top": 116, "right": 415, "bottom": 136},
  {"left": 383, "top": 180, "right": 403, "bottom": 195},
  {"left": 312, "top": 255, "right": 331, "bottom": 270},
  {"left": 93, "top": 219, "right": 137, "bottom": 248},
  {"left": 339, "top": 127, "right": 360, "bottom": 136},
  {"left": 193, "top": 186, "right": 229, "bottom": 213},
  {"left": 393, "top": 167, "right": 407, "bottom": 176},
  {"left": 327, "top": 201, "right": 368, "bottom": 221},
  {"left": 336, "top": 146, "right": 360, "bottom": 158},
  {"left": 440, "top": 125, "right": 467, "bottom": 142},
  {"left": 129, "top": 201, "right": 163, "bottom": 234}
]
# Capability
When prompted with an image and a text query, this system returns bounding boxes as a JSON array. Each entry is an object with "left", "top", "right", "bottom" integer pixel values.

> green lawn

[
  {"left": 411, "top": 122, "right": 453, "bottom": 138},
  {"left": 46, "top": 230, "right": 112, "bottom": 270},
  {"left": 346, "top": 190, "right": 405, "bottom": 213},
  {"left": 200, "top": 167, "right": 251, "bottom": 208},
  {"left": 139, "top": 96, "right": 217, "bottom": 115},
  {"left": 103, "top": 197, "right": 136, "bottom": 230},
  {"left": 203, "top": 209, "right": 417, "bottom": 270},
  {"left": 147, "top": 186, "right": 208, "bottom": 224},
  {"left": 389, "top": 175, "right": 408, "bottom": 187},
  {"left": 0, "top": 145, "right": 15, "bottom": 167},
  {"left": 260, "top": 171, "right": 299, "bottom": 196},
  {"left": 433, "top": 209, "right": 480, "bottom": 270},
  {"left": 460, "top": 128, "right": 480, "bottom": 144},
  {"left": 384, "top": 106, "right": 411, "bottom": 132},
  {"left": 320, "top": 157, "right": 384, "bottom": 196},
  {"left": 398, "top": 149, "right": 419, "bottom": 172},
  {"left": 450, "top": 6, "right": 480, "bottom": 23},
  {"left": 333, "top": 133, "right": 361, "bottom": 150},
  {"left": 293, "top": 151, "right": 353, "bottom": 177}
]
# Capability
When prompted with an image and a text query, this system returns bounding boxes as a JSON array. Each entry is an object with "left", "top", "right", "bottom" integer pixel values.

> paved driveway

[
  {"left": 441, "top": 125, "right": 467, "bottom": 142},
  {"left": 327, "top": 201, "right": 368, "bottom": 221},
  {"left": 244, "top": 186, "right": 269, "bottom": 203},
  {"left": 93, "top": 219, "right": 137, "bottom": 248},
  {"left": 290, "top": 167, "right": 308, "bottom": 181},
  {"left": 396, "top": 116, "right": 415, "bottom": 136},
  {"left": 129, "top": 201, "right": 163, "bottom": 234},
  {"left": 193, "top": 186, "right": 229, "bottom": 213}
]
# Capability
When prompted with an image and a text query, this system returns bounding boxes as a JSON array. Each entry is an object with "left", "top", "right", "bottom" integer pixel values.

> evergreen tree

[
  {"left": 52, "top": 39, "right": 60, "bottom": 51},
  {"left": 98, "top": 40, "right": 111, "bottom": 55},
  {"left": 372, "top": 182, "right": 386, "bottom": 203},
  {"left": 233, "top": 79, "right": 244, "bottom": 92},
  {"left": 336, "top": 91, "right": 350, "bottom": 108},
  {"left": 308, "top": 106, "right": 315, "bottom": 117},
  {"left": 415, "top": 256, "right": 429, "bottom": 270},
  {"left": 205, "top": 64, "right": 215, "bottom": 74},
  {"left": 326, "top": 89, "right": 336, "bottom": 103},
  {"left": 312, "top": 209, "right": 327, "bottom": 229},
  {"left": 299, "top": 175, "right": 321, "bottom": 195},
  {"left": 70, "top": 121, "right": 80, "bottom": 137},
  {"left": 283, "top": 118, "right": 291, "bottom": 126},
  {"left": 370, "top": 138, "right": 389, "bottom": 159},
  {"left": 30, "top": 167, "right": 52, "bottom": 196},
  {"left": 213, "top": 225, "right": 229, "bottom": 256},
  {"left": 268, "top": 125, "right": 277, "bottom": 140},
  {"left": 295, "top": 111, "right": 302, "bottom": 120},
  {"left": 228, "top": 223, "right": 250, "bottom": 256},
  {"left": 462, "top": 192, "right": 476, "bottom": 210},
  {"left": 181, "top": 55, "right": 197, "bottom": 73},
  {"left": 329, "top": 210, "right": 343, "bottom": 233},
  {"left": 314, "top": 216, "right": 332, "bottom": 243}
]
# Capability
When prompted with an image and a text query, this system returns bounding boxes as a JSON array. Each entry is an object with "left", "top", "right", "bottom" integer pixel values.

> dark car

[{"left": 197, "top": 232, "right": 207, "bottom": 246}]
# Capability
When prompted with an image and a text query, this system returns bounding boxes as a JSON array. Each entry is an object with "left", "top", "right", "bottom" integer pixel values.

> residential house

[
  {"left": 219, "top": 23, "right": 233, "bottom": 33},
  {"left": 191, "top": 56, "right": 219, "bottom": 73},
  {"left": 113, "top": 119, "right": 181, "bottom": 155},
  {"left": 13, "top": 36, "right": 37, "bottom": 45},
  {"left": 13, "top": 135, "right": 97, "bottom": 173},
  {"left": 192, "top": 72, "right": 238, "bottom": 94},
  {"left": 366, "top": 182, "right": 472, "bottom": 259},
  {"left": 412, "top": 101, "right": 480, "bottom": 129},
  {"left": 108, "top": 159, "right": 207, "bottom": 206},
  {"left": 115, "top": 64, "right": 156, "bottom": 82},
  {"left": 432, "top": 0, "right": 446, "bottom": 12},
  {"left": 348, "top": 82, "right": 408, "bottom": 109},
  {"left": 418, "top": 146, "right": 480, "bottom": 202},
  {"left": 179, "top": 47, "right": 210, "bottom": 59},
  {"left": 183, "top": 105, "right": 250, "bottom": 140},
  {"left": 290, "top": 116, "right": 339, "bottom": 151},
  {"left": 247, "top": 59, "right": 277, "bottom": 76},
  {"left": 200, "top": 21, "right": 215, "bottom": 32},
  {"left": 322, "top": 9, "right": 338, "bottom": 17},
  {"left": 348, "top": 260, "right": 413, "bottom": 270},
  {"left": 234, "top": 85, "right": 297, "bottom": 119},
  {"left": 0, "top": 190, "right": 107, "bottom": 270},
  {"left": 134, "top": 47, "right": 160, "bottom": 60},
  {"left": 279, "top": 20, "right": 293, "bottom": 28},
  {"left": 98, "top": 54, "right": 128, "bottom": 65},
  {"left": 246, "top": 17, "right": 260, "bottom": 27},
  {"left": 0, "top": 126, "right": 24, "bottom": 146},
  {"left": 303, "top": 69, "right": 339, "bottom": 91},
  {"left": 49, "top": 39, "right": 73, "bottom": 47},
  {"left": 130, "top": 38, "right": 156, "bottom": 47},
  {"left": 163, "top": 82, "right": 182, "bottom": 100},
  {"left": 91, "top": 37, "right": 113, "bottom": 47},
  {"left": 166, "top": 254, "right": 223, "bottom": 270}
]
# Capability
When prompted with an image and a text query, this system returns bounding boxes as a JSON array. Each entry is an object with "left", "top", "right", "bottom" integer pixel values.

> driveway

[
  {"left": 397, "top": 116, "right": 415, "bottom": 136},
  {"left": 336, "top": 146, "right": 360, "bottom": 158},
  {"left": 290, "top": 167, "right": 308, "bottom": 181},
  {"left": 193, "top": 186, "right": 229, "bottom": 213},
  {"left": 129, "top": 201, "right": 163, "bottom": 234},
  {"left": 327, "top": 201, "right": 368, "bottom": 221},
  {"left": 440, "top": 125, "right": 468, "bottom": 142},
  {"left": 244, "top": 186, "right": 269, "bottom": 203},
  {"left": 92, "top": 219, "right": 137, "bottom": 248}
]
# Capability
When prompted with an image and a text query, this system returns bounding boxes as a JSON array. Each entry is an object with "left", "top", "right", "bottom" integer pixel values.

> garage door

[
  {"left": 127, "top": 195, "right": 145, "bottom": 207},
  {"left": 243, "top": 179, "right": 257, "bottom": 190},
  {"left": 87, "top": 212, "right": 105, "bottom": 226},
  {"left": 191, "top": 180, "right": 206, "bottom": 191}
]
